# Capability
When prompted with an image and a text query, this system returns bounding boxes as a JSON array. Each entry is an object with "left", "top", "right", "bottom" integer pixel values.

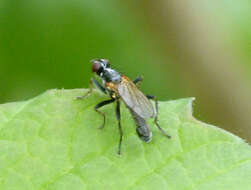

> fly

[{"left": 77, "top": 59, "right": 171, "bottom": 155}]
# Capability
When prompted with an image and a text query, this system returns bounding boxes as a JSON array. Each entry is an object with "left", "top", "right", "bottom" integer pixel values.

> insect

[{"left": 77, "top": 59, "right": 171, "bottom": 155}]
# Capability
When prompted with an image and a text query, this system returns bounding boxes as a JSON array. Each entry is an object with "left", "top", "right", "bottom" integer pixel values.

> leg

[
  {"left": 133, "top": 76, "right": 143, "bottom": 86},
  {"left": 146, "top": 95, "right": 171, "bottom": 139},
  {"left": 92, "top": 78, "right": 107, "bottom": 94},
  {"left": 115, "top": 100, "right": 123, "bottom": 155},
  {"left": 76, "top": 78, "right": 106, "bottom": 99},
  {"left": 95, "top": 99, "right": 115, "bottom": 129}
]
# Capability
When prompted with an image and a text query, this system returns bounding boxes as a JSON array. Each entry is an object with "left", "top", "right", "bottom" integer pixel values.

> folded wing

[{"left": 118, "top": 76, "right": 155, "bottom": 119}]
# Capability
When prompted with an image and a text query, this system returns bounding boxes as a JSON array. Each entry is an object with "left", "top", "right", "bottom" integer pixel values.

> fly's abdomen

[{"left": 130, "top": 109, "right": 152, "bottom": 143}]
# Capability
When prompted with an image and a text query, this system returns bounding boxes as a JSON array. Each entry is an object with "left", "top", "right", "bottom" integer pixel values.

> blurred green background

[{"left": 0, "top": 0, "right": 250, "bottom": 141}]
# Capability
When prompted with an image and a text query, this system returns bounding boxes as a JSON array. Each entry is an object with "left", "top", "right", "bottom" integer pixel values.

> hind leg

[{"left": 146, "top": 95, "right": 171, "bottom": 139}]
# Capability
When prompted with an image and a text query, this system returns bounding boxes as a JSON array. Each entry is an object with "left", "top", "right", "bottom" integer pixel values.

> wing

[{"left": 118, "top": 76, "right": 155, "bottom": 118}]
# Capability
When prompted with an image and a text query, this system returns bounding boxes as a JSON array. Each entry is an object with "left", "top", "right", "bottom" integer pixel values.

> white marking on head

[{"left": 100, "top": 59, "right": 109, "bottom": 68}]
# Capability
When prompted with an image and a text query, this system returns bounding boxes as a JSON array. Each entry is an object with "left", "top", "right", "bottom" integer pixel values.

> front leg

[
  {"left": 76, "top": 78, "right": 107, "bottom": 99},
  {"left": 146, "top": 95, "right": 171, "bottom": 139}
]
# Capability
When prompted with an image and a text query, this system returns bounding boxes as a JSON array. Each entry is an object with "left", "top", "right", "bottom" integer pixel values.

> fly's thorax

[
  {"left": 105, "top": 82, "right": 120, "bottom": 99},
  {"left": 101, "top": 68, "right": 121, "bottom": 83}
]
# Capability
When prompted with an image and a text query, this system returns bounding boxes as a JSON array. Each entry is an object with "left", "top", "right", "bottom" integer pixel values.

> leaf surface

[{"left": 0, "top": 89, "right": 250, "bottom": 190}]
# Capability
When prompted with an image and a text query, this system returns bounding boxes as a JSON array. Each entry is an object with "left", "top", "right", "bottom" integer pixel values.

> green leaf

[{"left": 0, "top": 89, "right": 250, "bottom": 190}]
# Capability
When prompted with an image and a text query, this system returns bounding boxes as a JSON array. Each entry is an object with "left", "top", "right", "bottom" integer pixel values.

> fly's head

[
  {"left": 91, "top": 58, "right": 110, "bottom": 73},
  {"left": 91, "top": 59, "right": 121, "bottom": 83}
]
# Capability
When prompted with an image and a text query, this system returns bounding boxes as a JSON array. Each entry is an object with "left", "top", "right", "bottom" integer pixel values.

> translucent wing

[{"left": 118, "top": 76, "right": 155, "bottom": 119}]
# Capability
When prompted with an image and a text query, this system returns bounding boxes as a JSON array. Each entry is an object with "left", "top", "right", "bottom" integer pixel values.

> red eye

[{"left": 92, "top": 62, "right": 101, "bottom": 73}]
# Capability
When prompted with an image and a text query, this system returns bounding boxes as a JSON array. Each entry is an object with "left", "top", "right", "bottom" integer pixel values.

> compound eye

[{"left": 92, "top": 62, "right": 101, "bottom": 73}]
